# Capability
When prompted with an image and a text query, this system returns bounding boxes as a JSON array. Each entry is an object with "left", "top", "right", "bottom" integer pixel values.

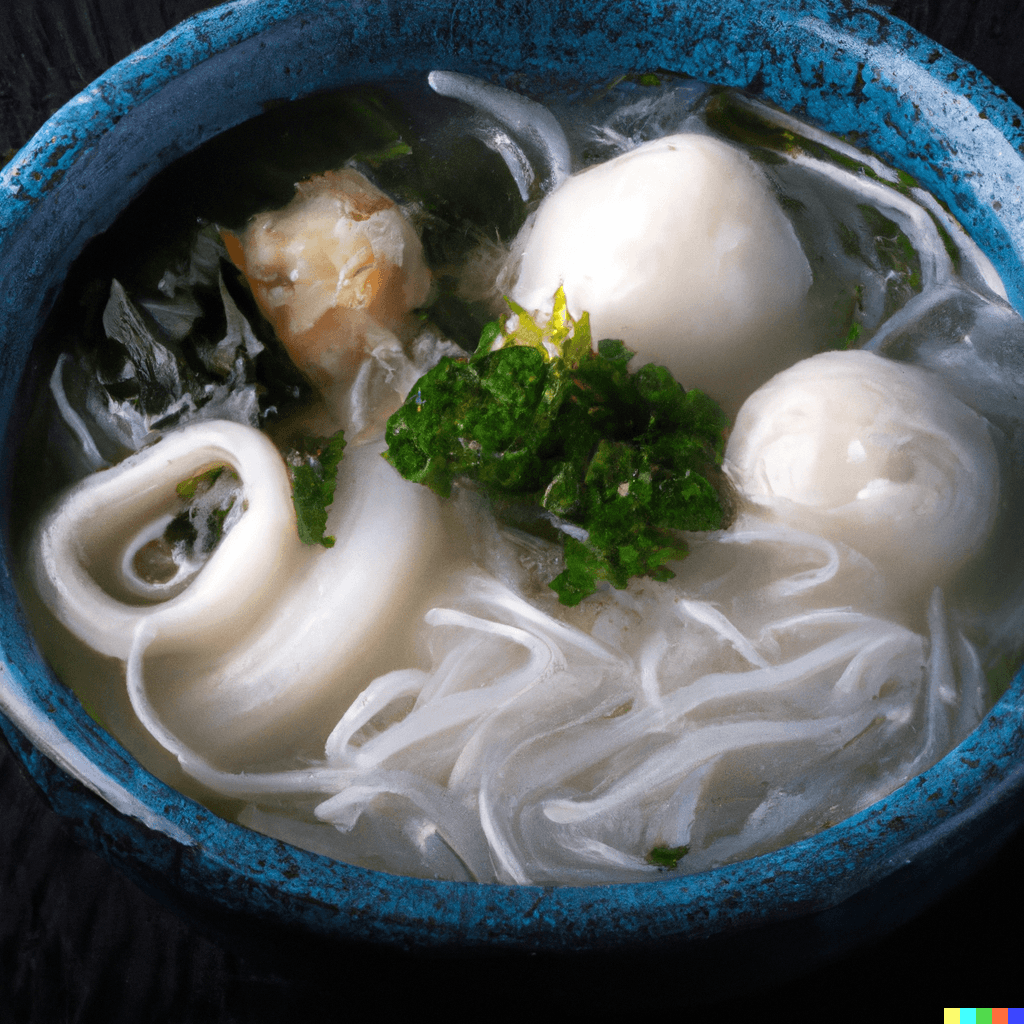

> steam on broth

[{"left": 16, "top": 73, "right": 1024, "bottom": 884}]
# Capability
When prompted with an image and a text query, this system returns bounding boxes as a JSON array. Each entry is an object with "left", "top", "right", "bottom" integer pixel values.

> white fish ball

[
  {"left": 509, "top": 133, "right": 814, "bottom": 412},
  {"left": 725, "top": 349, "right": 1000, "bottom": 593}
]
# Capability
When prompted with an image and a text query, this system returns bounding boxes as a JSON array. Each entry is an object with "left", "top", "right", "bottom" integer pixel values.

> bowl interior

[{"left": 2, "top": 0, "right": 1024, "bottom": 960}]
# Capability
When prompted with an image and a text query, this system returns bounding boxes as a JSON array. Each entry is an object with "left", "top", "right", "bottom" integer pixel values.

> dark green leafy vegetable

[
  {"left": 288, "top": 431, "right": 347, "bottom": 548},
  {"left": 175, "top": 465, "right": 225, "bottom": 501},
  {"left": 206, "top": 500, "right": 236, "bottom": 550},
  {"left": 171, "top": 463, "right": 240, "bottom": 553},
  {"left": 385, "top": 290, "right": 730, "bottom": 605},
  {"left": 141, "top": 463, "right": 242, "bottom": 582},
  {"left": 647, "top": 844, "right": 689, "bottom": 869}
]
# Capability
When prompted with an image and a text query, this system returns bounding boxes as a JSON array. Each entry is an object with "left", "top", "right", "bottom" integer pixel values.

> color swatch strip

[{"left": 944, "top": 1011, "right": 1021, "bottom": 1023}]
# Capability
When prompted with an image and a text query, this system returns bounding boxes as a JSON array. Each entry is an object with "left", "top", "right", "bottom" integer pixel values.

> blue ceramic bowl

[{"left": 2, "top": 0, "right": 1023, "bottom": 978}]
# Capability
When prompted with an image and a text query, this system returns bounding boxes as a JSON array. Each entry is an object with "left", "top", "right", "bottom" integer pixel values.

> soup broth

[{"left": 15, "top": 74, "right": 1024, "bottom": 884}]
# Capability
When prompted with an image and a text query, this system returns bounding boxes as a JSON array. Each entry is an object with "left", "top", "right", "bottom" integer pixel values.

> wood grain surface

[{"left": 1, "top": 2, "right": 1022, "bottom": 1020}]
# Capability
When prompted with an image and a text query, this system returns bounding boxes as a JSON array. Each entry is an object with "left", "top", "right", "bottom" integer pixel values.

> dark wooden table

[{"left": 2, "top": 2, "right": 1022, "bottom": 1019}]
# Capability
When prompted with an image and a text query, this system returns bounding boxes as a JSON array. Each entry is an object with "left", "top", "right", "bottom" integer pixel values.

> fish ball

[
  {"left": 725, "top": 349, "right": 1000, "bottom": 593},
  {"left": 509, "top": 133, "right": 814, "bottom": 412}
]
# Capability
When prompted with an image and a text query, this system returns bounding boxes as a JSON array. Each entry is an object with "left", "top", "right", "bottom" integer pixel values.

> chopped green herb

[
  {"left": 206, "top": 498, "right": 236, "bottom": 551},
  {"left": 385, "top": 294, "right": 730, "bottom": 605},
  {"left": 176, "top": 465, "right": 225, "bottom": 501},
  {"left": 164, "top": 464, "right": 243, "bottom": 565},
  {"left": 288, "top": 430, "right": 347, "bottom": 548},
  {"left": 926, "top": 208, "right": 963, "bottom": 275},
  {"left": 474, "top": 286, "right": 592, "bottom": 367},
  {"left": 351, "top": 139, "right": 414, "bottom": 169},
  {"left": 165, "top": 512, "right": 199, "bottom": 546},
  {"left": 647, "top": 844, "right": 689, "bottom": 869},
  {"left": 896, "top": 167, "right": 919, "bottom": 189}
]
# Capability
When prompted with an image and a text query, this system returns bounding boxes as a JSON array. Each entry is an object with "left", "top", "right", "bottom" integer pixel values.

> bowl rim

[{"left": 2, "top": 0, "right": 1024, "bottom": 954}]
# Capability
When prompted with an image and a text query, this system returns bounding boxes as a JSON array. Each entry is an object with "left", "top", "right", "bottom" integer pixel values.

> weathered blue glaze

[{"left": 2, "top": 0, "right": 1024, "bottom": 970}]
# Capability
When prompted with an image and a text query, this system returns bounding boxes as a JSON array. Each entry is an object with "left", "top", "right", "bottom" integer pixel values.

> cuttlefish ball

[
  {"left": 725, "top": 349, "right": 1000, "bottom": 593},
  {"left": 509, "top": 133, "right": 814, "bottom": 414}
]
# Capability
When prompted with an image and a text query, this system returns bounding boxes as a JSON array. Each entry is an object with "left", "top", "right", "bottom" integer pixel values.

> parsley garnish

[
  {"left": 384, "top": 291, "right": 730, "bottom": 605},
  {"left": 175, "top": 465, "right": 225, "bottom": 501},
  {"left": 647, "top": 844, "right": 689, "bottom": 869},
  {"left": 288, "top": 430, "right": 347, "bottom": 548}
]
